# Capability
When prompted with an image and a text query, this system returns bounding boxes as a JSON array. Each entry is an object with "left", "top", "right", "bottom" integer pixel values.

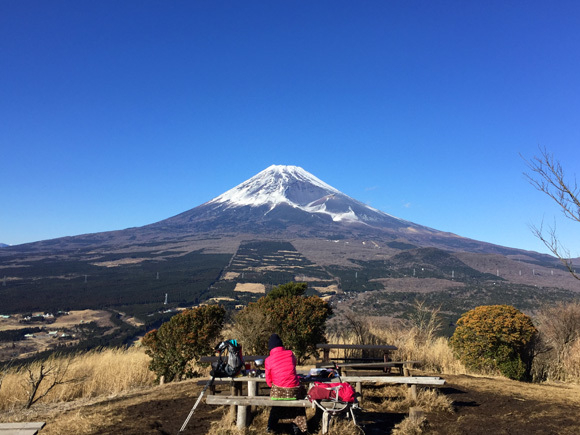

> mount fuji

[
  {"left": 208, "top": 164, "right": 389, "bottom": 224},
  {"left": 142, "top": 164, "right": 510, "bottom": 255},
  {"left": 151, "top": 164, "right": 419, "bottom": 236},
  {"left": 3, "top": 164, "right": 552, "bottom": 258}
]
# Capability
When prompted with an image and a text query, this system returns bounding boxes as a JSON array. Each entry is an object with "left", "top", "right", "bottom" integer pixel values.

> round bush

[
  {"left": 449, "top": 305, "right": 537, "bottom": 380},
  {"left": 142, "top": 305, "right": 225, "bottom": 382}
]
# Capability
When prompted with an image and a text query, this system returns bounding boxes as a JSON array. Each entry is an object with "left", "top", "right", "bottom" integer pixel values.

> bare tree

[
  {"left": 333, "top": 310, "right": 381, "bottom": 360},
  {"left": 523, "top": 146, "right": 580, "bottom": 280},
  {"left": 22, "top": 357, "right": 73, "bottom": 409},
  {"left": 341, "top": 310, "right": 374, "bottom": 346}
]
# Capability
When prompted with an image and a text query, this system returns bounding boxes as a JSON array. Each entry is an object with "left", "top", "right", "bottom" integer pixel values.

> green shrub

[
  {"left": 142, "top": 305, "right": 225, "bottom": 381},
  {"left": 234, "top": 282, "right": 332, "bottom": 363},
  {"left": 449, "top": 305, "right": 537, "bottom": 380}
]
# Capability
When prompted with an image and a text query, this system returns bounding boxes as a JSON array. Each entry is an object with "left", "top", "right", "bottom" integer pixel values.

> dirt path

[{"left": 427, "top": 374, "right": 580, "bottom": 435}]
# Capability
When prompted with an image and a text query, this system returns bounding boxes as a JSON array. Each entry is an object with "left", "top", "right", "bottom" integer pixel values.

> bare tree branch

[
  {"left": 523, "top": 147, "right": 580, "bottom": 223},
  {"left": 22, "top": 357, "right": 74, "bottom": 409},
  {"left": 530, "top": 222, "right": 579, "bottom": 280},
  {"left": 523, "top": 147, "right": 580, "bottom": 280}
]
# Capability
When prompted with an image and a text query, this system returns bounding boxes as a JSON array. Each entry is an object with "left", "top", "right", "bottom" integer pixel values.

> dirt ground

[
  {"left": 8, "top": 373, "right": 579, "bottom": 435},
  {"left": 426, "top": 374, "right": 580, "bottom": 435}
]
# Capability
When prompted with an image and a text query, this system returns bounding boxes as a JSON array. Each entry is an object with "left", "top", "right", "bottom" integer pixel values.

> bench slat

[
  {"left": 196, "top": 375, "right": 444, "bottom": 386},
  {"left": 0, "top": 422, "right": 46, "bottom": 435},
  {"left": 206, "top": 395, "right": 313, "bottom": 407},
  {"left": 317, "top": 361, "right": 420, "bottom": 369},
  {"left": 0, "top": 430, "right": 41, "bottom": 435},
  {"left": 341, "top": 376, "right": 445, "bottom": 385},
  {"left": 316, "top": 344, "right": 397, "bottom": 351},
  {"left": 0, "top": 423, "right": 46, "bottom": 429}
]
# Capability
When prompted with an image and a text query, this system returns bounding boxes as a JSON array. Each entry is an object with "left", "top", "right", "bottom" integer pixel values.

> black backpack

[{"left": 211, "top": 339, "right": 244, "bottom": 378}]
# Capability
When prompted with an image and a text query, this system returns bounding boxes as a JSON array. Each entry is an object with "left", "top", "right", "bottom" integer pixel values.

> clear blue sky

[{"left": 1, "top": 1, "right": 579, "bottom": 256}]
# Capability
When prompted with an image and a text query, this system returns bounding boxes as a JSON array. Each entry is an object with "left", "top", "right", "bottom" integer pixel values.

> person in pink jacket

[{"left": 265, "top": 334, "right": 307, "bottom": 434}]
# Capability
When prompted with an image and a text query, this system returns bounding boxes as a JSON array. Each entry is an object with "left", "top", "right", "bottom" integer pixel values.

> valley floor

[{"left": 3, "top": 374, "right": 580, "bottom": 434}]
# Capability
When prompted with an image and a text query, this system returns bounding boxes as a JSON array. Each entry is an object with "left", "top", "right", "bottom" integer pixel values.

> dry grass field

[
  {"left": 0, "top": 310, "right": 114, "bottom": 332},
  {"left": 233, "top": 283, "right": 266, "bottom": 294}
]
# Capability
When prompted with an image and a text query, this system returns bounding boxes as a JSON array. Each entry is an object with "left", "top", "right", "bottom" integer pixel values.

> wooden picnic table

[
  {"left": 316, "top": 343, "right": 398, "bottom": 364},
  {"left": 203, "top": 373, "right": 445, "bottom": 430}
]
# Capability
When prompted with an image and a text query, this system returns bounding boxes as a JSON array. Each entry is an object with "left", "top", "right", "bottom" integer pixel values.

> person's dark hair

[{"left": 268, "top": 333, "right": 283, "bottom": 351}]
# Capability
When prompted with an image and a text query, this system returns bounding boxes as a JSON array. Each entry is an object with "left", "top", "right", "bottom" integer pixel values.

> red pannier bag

[{"left": 308, "top": 382, "right": 356, "bottom": 403}]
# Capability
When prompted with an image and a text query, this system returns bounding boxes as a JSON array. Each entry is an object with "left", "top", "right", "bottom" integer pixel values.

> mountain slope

[
  {"left": 142, "top": 165, "right": 543, "bottom": 259},
  {"left": 150, "top": 164, "right": 416, "bottom": 236}
]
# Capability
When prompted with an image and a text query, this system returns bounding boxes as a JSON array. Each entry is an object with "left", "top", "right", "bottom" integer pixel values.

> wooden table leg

[
  {"left": 234, "top": 383, "right": 246, "bottom": 429},
  {"left": 383, "top": 352, "right": 390, "bottom": 373},
  {"left": 356, "top": 381, "right": 362, "bottom": 405},
  {"left": 247, "top": 380, "right": 257, "bottom": 420},
  {"left": 322, "top": 410, "right": 330, "bottom": 434},
  {"left": 230, "top": 381, "right": 238, "bottom": 422}
]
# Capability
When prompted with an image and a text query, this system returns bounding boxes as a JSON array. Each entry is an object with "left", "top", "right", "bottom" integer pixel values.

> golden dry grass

[
  {"left": 233, "top": 283, "right": 266, "bottom": 293},
  {"left": 563, "top": 339, "right": 580, "bottom": 382},
  {"left": 0, "top": 346, "right": 155, "bottom": 412},
  {"left": 327, "top": 319, "right": 468, "bottom": 376}
]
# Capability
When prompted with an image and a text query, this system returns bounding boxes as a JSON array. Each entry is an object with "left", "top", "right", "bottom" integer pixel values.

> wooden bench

[
  {"left": 341, "top": 375, "right": 445, "bottom": 401},
  {"left": 206, "top": 395, "right": 312, "bottom": 407},
  {"left": 198, "top": 374, "right": 445, "bottom": 401},
  {"left": 206, "top": 395, "right": 354, "bottom": 433},
  {"left": 0, "top": 422, "right": 45, "bottom": 435}
]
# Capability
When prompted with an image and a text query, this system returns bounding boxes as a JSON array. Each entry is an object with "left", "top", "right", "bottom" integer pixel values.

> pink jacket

[{"left": 265, "top": 346, "right": 300, "bottom": 388}]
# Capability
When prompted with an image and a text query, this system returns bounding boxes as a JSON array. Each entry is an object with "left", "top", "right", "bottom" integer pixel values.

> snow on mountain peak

[
  {"left": 209, "top": 165, "right": 341, "bottom": 209},
  {"left": 206, "top": 165, "right": 405, "bottom": 227}
]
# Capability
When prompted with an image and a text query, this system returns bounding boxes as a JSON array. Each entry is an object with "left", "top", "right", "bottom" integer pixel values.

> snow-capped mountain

[
  {"left": 4, "top": 164, "right": 541, "bottom": 258},
  {"left": 207, "top": 165, "right": 402, "bottom": 225},
  {"left": 146, "top": 164, "right": 468, "bottom": 247},
  {"left": 1, "top": 163, "right": 559, "bottom": 293}
]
